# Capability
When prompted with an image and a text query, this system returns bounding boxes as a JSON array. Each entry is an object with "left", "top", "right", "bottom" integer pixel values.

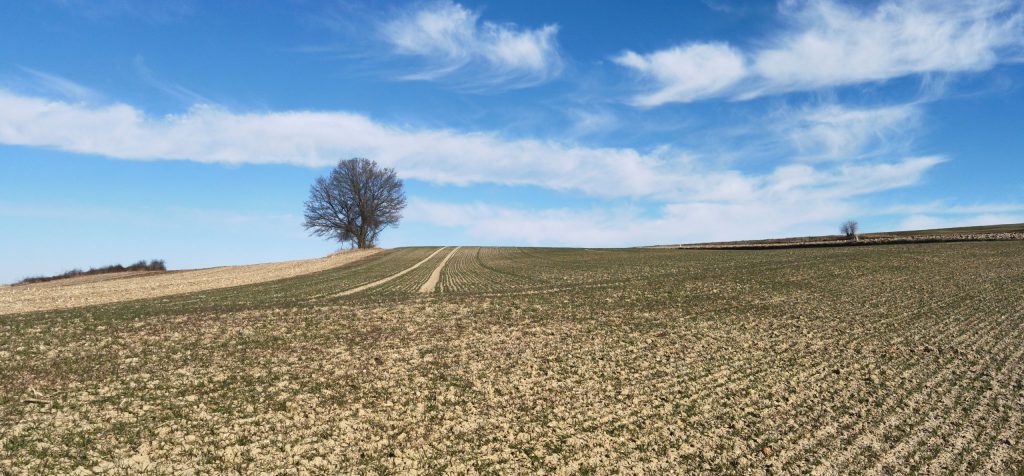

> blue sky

[{"left": 1, "top": 0, "right": 1023, "bottom": 282}]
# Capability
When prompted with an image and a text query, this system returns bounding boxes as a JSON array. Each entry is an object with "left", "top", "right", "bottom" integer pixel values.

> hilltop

[{"left": 652, "top": 223, "right": 1024, "bottom": 250}]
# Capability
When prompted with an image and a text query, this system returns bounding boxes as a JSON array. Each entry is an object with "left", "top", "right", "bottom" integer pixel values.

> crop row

[{"left": 1, "top": 242, "right": 1022, "bottom": 473}]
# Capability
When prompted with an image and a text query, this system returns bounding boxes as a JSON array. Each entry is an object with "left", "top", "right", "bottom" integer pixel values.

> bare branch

[
  {"left": 303, "top": 158, "right": 407, "bottom": 248},
  {"left": 841, "top": 220, "right": 859, "bottom": 240}
]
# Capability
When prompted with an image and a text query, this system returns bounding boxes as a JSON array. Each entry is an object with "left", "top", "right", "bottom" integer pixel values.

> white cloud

[
  {"left": 878, "top": 201, "right": 1024, "bottom": 231},
  {"left": 613, "top": 43, "right": 747, "bottom": 106},
  {"left": 404, "top": 156, "right": 944, "bottom": 246},
  {"left": 0, "top": 88, "right": 682, "bottom": 199},
  {"left": 380, "top": 0, "right": 562, "bottom": 88},
  {"left": 881, "top": 202, "right": 1024, "bottom": 215},
  {"left": 408, "top": 196, "right": 847, "bottom": 246},
  {"left": 565, "top": 108, "right": 620, "bottom": 138},
  {"left": 616, "top": 0, "right": 1024, "bottom": 105},
  {"left": 405, "top": 200, "right": 651, "bottom": 246},
  {"left": 751, "top": 0, "right": 1024, "bottom": 95},
  {"left": 898, "top": 213, "right": 1024, "bottom": 231},
  {"left": 786, "top": 103, "right": 919, "bottom": 161},
  {"left": 0, "top": 87, "right": 946, "bottom": 238},
  {"left": 408, "top": 158, "right": 1023, "bottom": 246}
]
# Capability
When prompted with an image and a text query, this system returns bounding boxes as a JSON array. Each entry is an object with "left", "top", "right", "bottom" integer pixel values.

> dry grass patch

[{"left": 0, "top": 249, "right": 380, "bottom": 315}]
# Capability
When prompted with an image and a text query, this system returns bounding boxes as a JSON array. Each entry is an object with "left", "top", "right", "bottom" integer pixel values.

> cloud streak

[
  {"left": 408, "top": 193, "right": 1021, "bottom": 247},
  {"left": 785, "top": 103, "right": 920, "bottom": 161},
  {"left": 379, "top": 0, "right": 563, "bottom": 89},
  {"left": 613, "top": 43, "right": 746, "bottom": 106},
  {"left": 0, "top": 89, "right": 944, "bottom": 204},
  {"left": 898, "top": 213, "right": 1024, "bottom": 231},
  {"left": 0, "top": 89, "right": 672, "bottom": 198},
  {"left": 616, "top": 0, "right": 1024, "bottom": 105},
  {"left": 132, "top": 56, "right": 209, "bottom": 105},
  {"left": 6, "top": 68, "right": 103, "bottom": 103},
  {"left": 0, "top": 85, "right": 955, "bottom": 244}
]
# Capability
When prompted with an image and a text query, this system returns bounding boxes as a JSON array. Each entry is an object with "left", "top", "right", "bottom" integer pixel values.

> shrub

[{"left": 16, "top": 260, "right": 167, "bottom": 285}]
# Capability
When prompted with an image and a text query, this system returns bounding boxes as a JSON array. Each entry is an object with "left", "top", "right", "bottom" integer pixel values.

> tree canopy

[{"left": 303, "top": 158, "right": 406, "bottom": 248}]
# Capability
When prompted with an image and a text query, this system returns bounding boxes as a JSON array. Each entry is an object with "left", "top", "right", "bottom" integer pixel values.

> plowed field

[{"left": 2, "top": 242, "right": 1022, "bottom": 474}]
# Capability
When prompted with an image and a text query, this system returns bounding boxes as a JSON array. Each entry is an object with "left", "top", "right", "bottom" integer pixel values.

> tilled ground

[
  {"left": 1, "top": 242, "right": 1022, "bottom": 474},
  {"left": 0, "top": 249, "right": 380, "bottom": 315}
]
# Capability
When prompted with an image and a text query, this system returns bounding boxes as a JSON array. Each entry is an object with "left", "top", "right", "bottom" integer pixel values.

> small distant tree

[
  {"left": 840, "top": 220, "right": 859, "bottom": 240},
  {"left": 303, "top": 158, "right": 406, "bottom": 249}
]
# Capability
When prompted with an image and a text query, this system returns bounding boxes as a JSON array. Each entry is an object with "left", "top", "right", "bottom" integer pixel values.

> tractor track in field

[
  {"left": 419, "top": 247, "right": 460, "bottom": 293},
  {"left": 3, "top": 241, "right": 1023, "bottom": 474},
  {"left": 335, "top": 247, "right": 446, "bottom": 296}
]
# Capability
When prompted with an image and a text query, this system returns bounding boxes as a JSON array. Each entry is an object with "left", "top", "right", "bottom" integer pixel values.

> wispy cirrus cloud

[
  {"left": 0, "top": 89, "right": 669, "bottom": 199},
  {"left": 408, "top": 192, "right": 1023, "bottom": 247},
  {"left": 405, "top": 156, "right": 951, "bottom": 244},
  {"left": 613, "top": 43, "right": 747, "bottom": 106},
  {"left": 132, "top": 56, "right": 209, "bottom": 105},
  {"left": 0, "top": 81, "right": 959, "bottom": 243},
  {"left": 880, "top": 202, "right": 1024, "bottom": 215},
  {"left": 379, "top": 0, "right": 563, "bottom": 89},
  {"left": 879, "top": 201, "right": 1024, "bottom": 232},
  {"left": 616, "top": 0, "right": 1024, "bottom": 106},
  {"left": 898, "top": 213, "right": 1024, "bottom": 231},
  {"left": 5, "top": 67, "right": 102, "bottom": 103},
  {"left": 785, "top": 103, "right": 920, "bottom": 161}
]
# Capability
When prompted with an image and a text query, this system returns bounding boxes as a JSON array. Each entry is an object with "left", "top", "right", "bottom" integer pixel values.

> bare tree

[
  {"left": 840, "top": 220, "right": 859, "bottom": 240},
  {"left": 303, "top": 158, "right": 406, "bottom": 248}
]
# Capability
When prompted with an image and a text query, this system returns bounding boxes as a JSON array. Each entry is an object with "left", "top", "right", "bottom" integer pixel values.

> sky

[{"left": 1, "top": 0, "right": 1023, "bottom": 283}]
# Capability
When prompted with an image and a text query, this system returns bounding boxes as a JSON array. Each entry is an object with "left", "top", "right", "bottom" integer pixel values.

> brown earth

[
  {"left": 2, "top": 244, "right": 1022, "bottom": 474},
  {"left": 419, "top": 246, "right": 461, "bottom": 293},
  {"left": 0, "top": 249, "right": 380, "bottom": 315},
  {"left": 335, "top": 247, "right": 445, "bottom": 297}
]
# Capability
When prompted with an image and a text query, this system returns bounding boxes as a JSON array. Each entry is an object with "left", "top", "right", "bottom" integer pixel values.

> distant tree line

[{"left": 17, "top": 259, "right": 166, "bottom": 285}]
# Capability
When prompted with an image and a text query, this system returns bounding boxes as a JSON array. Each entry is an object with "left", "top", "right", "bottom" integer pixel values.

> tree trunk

[{"left": 357, "top": 226, "right": 368, "bottom": 248}]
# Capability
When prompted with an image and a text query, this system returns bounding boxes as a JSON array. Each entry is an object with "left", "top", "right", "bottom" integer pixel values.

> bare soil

[
  {"left": 419, "top": 247, "right": 461, "bottom": 293},
  {"left": 336, "top": 247, "right": 445, "bottom": 296},
  {"left": 0, "top": 249, "right": 379, "bottom": 315},
  {"left": 2, "top": 243, "right": 1022, "bottom": 474}
]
